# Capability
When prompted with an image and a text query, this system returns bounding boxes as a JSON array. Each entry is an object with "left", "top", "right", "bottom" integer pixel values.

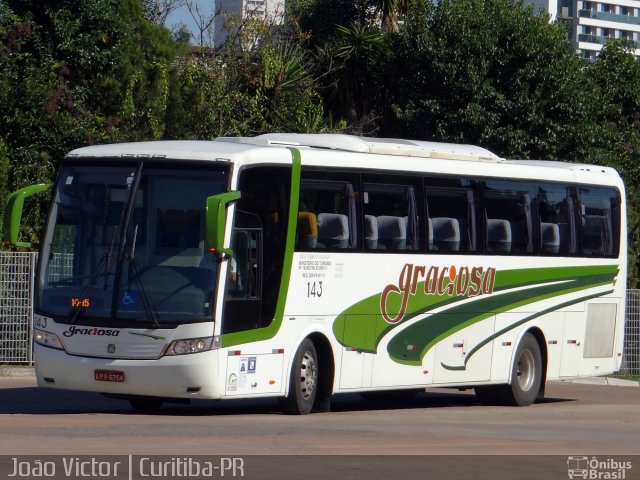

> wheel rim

[
  {"left": 299, "top": 350, "right": 317, "bottom": 400},
  {"left": 516, "top": 349, "right": 536, "bottom": 392}
]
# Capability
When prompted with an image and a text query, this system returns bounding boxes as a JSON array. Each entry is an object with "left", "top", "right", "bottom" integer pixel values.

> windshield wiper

[
  {"left": 110, "top": 162, "right": 151, "bottom": 323},
  {"left": 66, "top": 163, "right": 144, "bottom": 325},
  {"left": 66, "top": 182, "right": 132, "bottom": 325},
  {"left": 126, "top": 224, "right": 160, "bottom": 328}
]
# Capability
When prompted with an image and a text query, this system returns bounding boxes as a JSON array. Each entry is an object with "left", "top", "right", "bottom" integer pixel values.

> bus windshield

[{"left": 37, "top": 161, "right": 229, "bottom": 327}]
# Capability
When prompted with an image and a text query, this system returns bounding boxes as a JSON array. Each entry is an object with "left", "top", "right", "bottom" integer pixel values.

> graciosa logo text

[
  {"left": 63, "top": 326, "right": 120, "bottom": 337},
  {"left": 380, "top": 263, "right": 497, "bottom": 324}
]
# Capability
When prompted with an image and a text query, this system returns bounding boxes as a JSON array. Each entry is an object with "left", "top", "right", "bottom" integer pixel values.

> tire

[
  {"left": 500, "top": 333, "right": 543, "bottom": 406},
  {"left": 280, "top": 339, "right": 318, "bottom": 415},
  {"left": 129, "top": 399, "right": 163, "bottom": 413}
]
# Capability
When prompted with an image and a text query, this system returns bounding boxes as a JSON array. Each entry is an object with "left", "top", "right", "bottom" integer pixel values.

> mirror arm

[
  {"left": 2, "top": 183, "right": 51, "bottom": 249},
  {"left": 205, "top": 191, "right": 241, "bottom": 257}
]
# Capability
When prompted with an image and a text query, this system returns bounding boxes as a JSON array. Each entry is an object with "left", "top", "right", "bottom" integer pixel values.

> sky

[{"left": 165, "top": 0, "right": 215, "bottom": 41}]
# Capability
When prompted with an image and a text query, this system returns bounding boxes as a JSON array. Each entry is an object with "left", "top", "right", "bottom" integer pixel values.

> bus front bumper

[{"left": 34, "top": 344, "right": 224, "bottom": 400}]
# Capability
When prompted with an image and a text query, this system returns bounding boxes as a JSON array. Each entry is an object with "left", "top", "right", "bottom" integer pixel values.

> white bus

[{"left": 4, "top": 134, "right": 627, "bottom": 414}]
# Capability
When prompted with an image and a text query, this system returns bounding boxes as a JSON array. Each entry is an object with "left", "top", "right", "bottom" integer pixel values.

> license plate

[{"left": 94, "top": 369, "right": 125, "bottom": 382}]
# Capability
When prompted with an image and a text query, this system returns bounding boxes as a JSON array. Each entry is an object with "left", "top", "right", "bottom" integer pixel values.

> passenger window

[
  {"left": 483, "top": 181, "right": 536, "bottom": 255},
  {"left": 538, "top": 184, "right": 576, "bottom": 256},
  {"left": 362, "top": 175, "right": 422, "bottom": 251},
  {"left": 296, "top": 172, "right": 360, "bottom": 251},
  {"left": 578, "top": 187, "right": 620, "bottom": 257},
  {"left": 424, "top": 177, "right": 478, "bottom": 253}
]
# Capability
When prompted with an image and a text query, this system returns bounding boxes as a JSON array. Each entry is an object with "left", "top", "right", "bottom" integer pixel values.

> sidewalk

[
  {"left": 558, "top": 376, "right": 640, "bottom": 388},
  {"left": 0, "top": 366, "right": 35, "bottom": 378}
]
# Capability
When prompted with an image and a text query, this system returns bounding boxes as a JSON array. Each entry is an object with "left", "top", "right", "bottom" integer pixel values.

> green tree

[
  {"left": 0, "top": 0, "right": 181, "bottom": 243},
  {"left": 0, "top": 138, "right": 9, "bottom": 222},
  {"left": 384, "top": 0, "right": 600, "bottom": 161},
  {"left": 287, "top": 0, "right": 377, "bottom": 45},
  {"left": 314, "top": 23, "right": 388, "bottom": 128},
  {"left": 586, "top": 42, "right": 640, "bottom": 287},
  {"left": 377, "top": 0, "right": 411, "bottom": 32},
  {"left": 165, "top": 15, "right": 329, "bottom": 139}
]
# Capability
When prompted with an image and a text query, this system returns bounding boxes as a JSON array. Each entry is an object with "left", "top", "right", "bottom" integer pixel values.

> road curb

[
  {"left": 605, "top": 377, "right": 640, "bottom": 387},
  {"left": 558, "top": 377, "right": 640, "bottom": 388},
  {"left": 0, "top": 366, "right": 35, "bottom": 378}
]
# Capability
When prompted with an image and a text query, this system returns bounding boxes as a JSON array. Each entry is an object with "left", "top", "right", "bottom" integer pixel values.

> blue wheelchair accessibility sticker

[{"left": 120, "top": 290, "right": 138, "bottom": 307}]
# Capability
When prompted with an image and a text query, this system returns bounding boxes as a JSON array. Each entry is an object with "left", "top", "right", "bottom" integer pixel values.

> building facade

[
  {"left": 214, "top": 0, "right": 286, "bottom": 48},
  {"left": 525, "top": 0, "right": 640, "bottom": 61}
]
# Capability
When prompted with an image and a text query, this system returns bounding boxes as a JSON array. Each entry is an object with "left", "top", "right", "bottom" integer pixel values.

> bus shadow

[
  {"left": 329, "top": 391, "right": 575, "bottom": 413},
  {"left": 149, "top": 390, "right": 576, "bottom": 416},
  {"left": 535, "top": 396, "right": 576, "bottom": 405},
  {"left": 0, "top": 385, "right": 282, "bottom": 416},
  {"left": 0, "top": 386, "right": 575, "bottom": 416},
  {"left": 132, "top": 390, "right": 576, "bottom": 416},
  {"left": 0, "top": 386, "right": 131, "bottom": 415}
]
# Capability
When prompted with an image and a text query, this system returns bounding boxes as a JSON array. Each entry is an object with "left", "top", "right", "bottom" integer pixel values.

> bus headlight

[
  {"left": 34, "top": 329, "right": 64, "bottom": 350},
  {"left": 165, "top": 337, "right": 214, "bottom": 356}
]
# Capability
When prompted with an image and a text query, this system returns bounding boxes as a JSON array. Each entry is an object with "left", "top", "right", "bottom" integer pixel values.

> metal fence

[
  {"left": 0, "top": 251, "right": 639, "bottom": 374},
  {"left": 0, "top": 252, "right": 37, "bottom": 364},
  {"left": 620, "top": 289, "right": 640, "bottom": 375}
]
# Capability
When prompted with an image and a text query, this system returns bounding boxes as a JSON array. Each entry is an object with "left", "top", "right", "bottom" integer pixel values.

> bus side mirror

[
  {"left": 2, "top": 183, "right": 51, "bottom": 249},
  {"left": 205, "top": 191, "right": 241, "bottom": 256}
]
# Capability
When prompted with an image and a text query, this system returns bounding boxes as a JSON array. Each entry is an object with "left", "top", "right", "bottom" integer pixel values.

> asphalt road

[{"left": 0, "top": 377, "right": 638, "bottom": 479}]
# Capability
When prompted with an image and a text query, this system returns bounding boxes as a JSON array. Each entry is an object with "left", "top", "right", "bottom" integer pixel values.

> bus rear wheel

[
  {"left": 500, "top": 333, "right": 542, "bottom": 406},
  {"left": 280, "top": 339, "right": 318, "bottom": 415}
]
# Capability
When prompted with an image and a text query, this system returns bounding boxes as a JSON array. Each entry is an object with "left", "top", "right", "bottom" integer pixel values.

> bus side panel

[
  {"left": 431, "top": 316, "right": 495, "bottom": 384},
  {"left": 337, "top": 313, "right": 371, "bottom": 389},
  {"left": 579, "top": 300, "right": 622, "bottom": 377},
  {"left": 560, "top": 310, "right": 585, "bottom": 377},
  {"left": 224, "top": 352, "right": 285, "bottom": 397},
  {"left": 369, "top": 339, "right": 435, "bottom": 388}
]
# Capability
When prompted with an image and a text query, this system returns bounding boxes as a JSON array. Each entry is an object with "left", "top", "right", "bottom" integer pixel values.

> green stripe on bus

[
  {"left": 221, "top": 148, "right": 302, "bottom": 347},
  {"left": 333, "top": 264, "right": 618, "bottom": 354},
  {"left": 387, "top": 273, "right": 616, "bottom": 365},
  {"left": 440, "top": 289, "right": 615, "bottom": 371}
]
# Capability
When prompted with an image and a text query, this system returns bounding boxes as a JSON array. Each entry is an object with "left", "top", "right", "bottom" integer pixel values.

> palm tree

[
  {"left": 378, "top": 0, "right": 411, "bottom": 32},
  {"left": 318, "top": 23, "right": 387, "bottom": 124}
]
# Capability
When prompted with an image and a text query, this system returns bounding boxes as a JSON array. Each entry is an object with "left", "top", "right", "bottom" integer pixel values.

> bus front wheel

[
  {"left": 501, "top": 333, "right": 543, "bottom": 406},
  {"left": 280, "top": 339, "right": 318, "bottom": 415}
]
